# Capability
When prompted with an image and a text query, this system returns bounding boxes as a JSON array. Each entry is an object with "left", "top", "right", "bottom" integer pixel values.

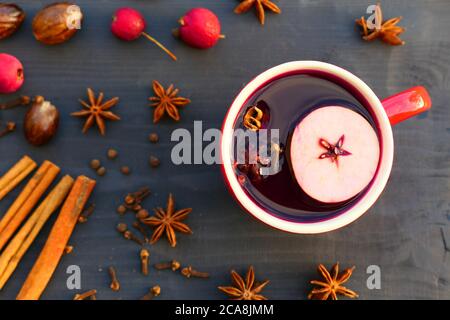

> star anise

[
  {"left": 318, "top": 135, "right": 351, "bottom": 166},
  {"left": 308, "top": 263, "right": 358, "bottom": 300},
  {"left": 71, "top": 88, "right": 120, "bottom": 135},
  {"left": 218, "top": 266, "right": 269, "bottom": 300},
  {"left": 234, "top": 0, "right": 281, "bottom": 25},
  {"left": 142, "top": 193, "right": 192, "bottom": 247},
  {"left": 148, "top": 80, "right": 191, "bottom": 123},
  {"left": 356, "top": 3, "right": 405, "bottom": 46}
]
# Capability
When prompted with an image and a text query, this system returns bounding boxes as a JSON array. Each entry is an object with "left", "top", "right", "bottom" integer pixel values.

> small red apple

[
  {"left": 111, "top": 7, "right": 145, "bottom": 41},
  {"left": 0, "top": 53, "right": 24, "bottom": 94},
  {"left": 111, "top": 7, "right": 177, "bottom": 61},
  {"left": 175, "top": 8, "right": 224, "bottom": 49}
]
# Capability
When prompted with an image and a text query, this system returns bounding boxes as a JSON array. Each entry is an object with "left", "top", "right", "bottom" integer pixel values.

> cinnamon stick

[
  {"left": 16, "top": 175, "right": 96, "bottom": 300},
  {"left": 0, "top": 156, "right": 37, "bottom": 201},
  {"left": 0, "top": 161, "right": 60, "bottom": 251},
  {"left": 0, "top": 175, "right": 74, "bottom": 290}
]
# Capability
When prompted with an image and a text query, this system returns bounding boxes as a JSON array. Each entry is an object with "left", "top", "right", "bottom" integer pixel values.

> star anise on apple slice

[
  {"left": 218, "top": 266, "right": 269, "bottom": 300},
  {"left": 234, "top": 0, "right": 281, "bottom": 25},
  {"left": 356, "top": 3, "right": 405, "bottom": 46},
  {"left": 308, "top": 263, "right": 359, "bottom": 300},
  {"left": 318, "top": 135, "right": 352, "bottom": 167}
]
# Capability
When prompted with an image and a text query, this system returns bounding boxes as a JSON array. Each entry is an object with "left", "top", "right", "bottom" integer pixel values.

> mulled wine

[{"left": 232, "top": 72, "right": 381, "bottom": 222}]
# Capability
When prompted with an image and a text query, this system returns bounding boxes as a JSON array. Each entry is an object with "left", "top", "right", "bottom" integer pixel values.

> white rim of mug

[{"left": 221, "top": 61, "right": 394, "bottom": 234}]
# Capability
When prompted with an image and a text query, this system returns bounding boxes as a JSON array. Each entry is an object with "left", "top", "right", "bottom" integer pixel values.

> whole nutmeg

[
  {"left": 24, "top": 96, "right": 59, "bottom": 146},
  {"left": 0, "top": 4, "right": 25, "bottom": 40},
  {"left": 32, "top": 2, "right": 83, "bottom": 45}
]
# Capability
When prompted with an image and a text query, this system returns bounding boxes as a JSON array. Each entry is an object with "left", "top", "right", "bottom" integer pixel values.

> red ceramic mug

[{"left": 221, "top": 61, "right": 431, "bottom": 234}]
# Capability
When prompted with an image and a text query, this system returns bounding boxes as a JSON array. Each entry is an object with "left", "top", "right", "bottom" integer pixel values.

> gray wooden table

[{"left": 0, "top": 0, "right": 449, "bottom": 300}]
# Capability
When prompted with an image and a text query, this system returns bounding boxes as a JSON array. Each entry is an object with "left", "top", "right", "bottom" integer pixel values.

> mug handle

[{"left": 381, "top": 86, "right": 432, "bottom": 126}]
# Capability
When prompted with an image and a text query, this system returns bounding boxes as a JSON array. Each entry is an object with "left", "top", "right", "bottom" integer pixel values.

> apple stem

[
  {"left": 219, "top": 34, "right": 226, "bottom": 39},
  {"left": 141, "top": 32, "right": 177, "bottom": 61}
]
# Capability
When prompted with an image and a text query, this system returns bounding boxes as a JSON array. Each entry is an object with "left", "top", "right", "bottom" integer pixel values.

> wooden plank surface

[{"left": 0, "top": 0, "right": 449, "bottom": 300}]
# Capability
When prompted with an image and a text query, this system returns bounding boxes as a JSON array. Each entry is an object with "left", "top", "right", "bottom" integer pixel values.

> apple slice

[{"left": 290, "top": 106, "right": 380, "bottom": 203}]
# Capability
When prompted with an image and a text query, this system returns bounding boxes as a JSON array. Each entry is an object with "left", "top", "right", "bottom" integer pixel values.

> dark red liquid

[{"left": 232, "top": 72, "right": 380, "bottom": 222}]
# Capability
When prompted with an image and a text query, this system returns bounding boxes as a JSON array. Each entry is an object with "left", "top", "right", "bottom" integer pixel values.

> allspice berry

[
  {"left": 149, "top": 156, "right": 160, "bottom": 168},
  {"left": 117, "top": 205, "right": 127, "bottom": 215},
  {"left": 32, "top": 3, "right": 83, "bottom": 45},
  {"left": 90, "top": 159, "right": 101, "bottom": 170},
  {"left": 116, "top": 223, "right": 127, "bottom": 233},
  {"left": 97, "top": 167, "right": 106, "bottom": 176},
  {"left": 136, "top": 209, "right": 149, "bottom": 220},
  {"left": 148, "top": 133, "right": 159, "bottom": 143},
  {"left": 120, "top": 166, "right": 131, "bottom": 175},
  {"left": 107, "top": 148, "right": 118, "bottom": 159}
]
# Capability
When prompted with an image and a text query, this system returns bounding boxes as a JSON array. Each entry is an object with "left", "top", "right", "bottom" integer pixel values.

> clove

[
  {"left": 73, "top": 289, "right": 97, "bottom": 300},
  {"left": 0, "top": 95, "right": 30, "bottom": 110},
  {"left": 78, "top": 203, "right": 95, "bottom": 223},
  {"left": 124, "top": 230, "right": 144, "bottom": 246},
  {"left": 124, "top": 194, "right": 135, "bottom": 205},
  {"left": 0, "top": 122, "right": 16, "bottom": 138},
  {"left": 140, "top": 285, "right": 161, "bottom": 300},
  {"left": 181, "top": 266, "right": 210, "bottom": 279},
  {"left": 128, "top": 187, "right": 151, "bottom": 204},
  {"left": 154, "top": 260, "right": 181, "bottom": 271},
  {"left": 140, "top": 248, "right": 150, "bottom": 276},
  {"left": 64, "top": 245, "right": 74, "bottom": 255},
  {"left": 116, "top": 223, "right": 144, "bottom": 245},
  {"left": 120, "top": 187, "right": 151, "bottom": 214},
  {"left": 108, "top": 266, "right": 120, "bottom": 292},
  {"left": 132, "top": 220, "right": 149, "bottom": 243}
]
